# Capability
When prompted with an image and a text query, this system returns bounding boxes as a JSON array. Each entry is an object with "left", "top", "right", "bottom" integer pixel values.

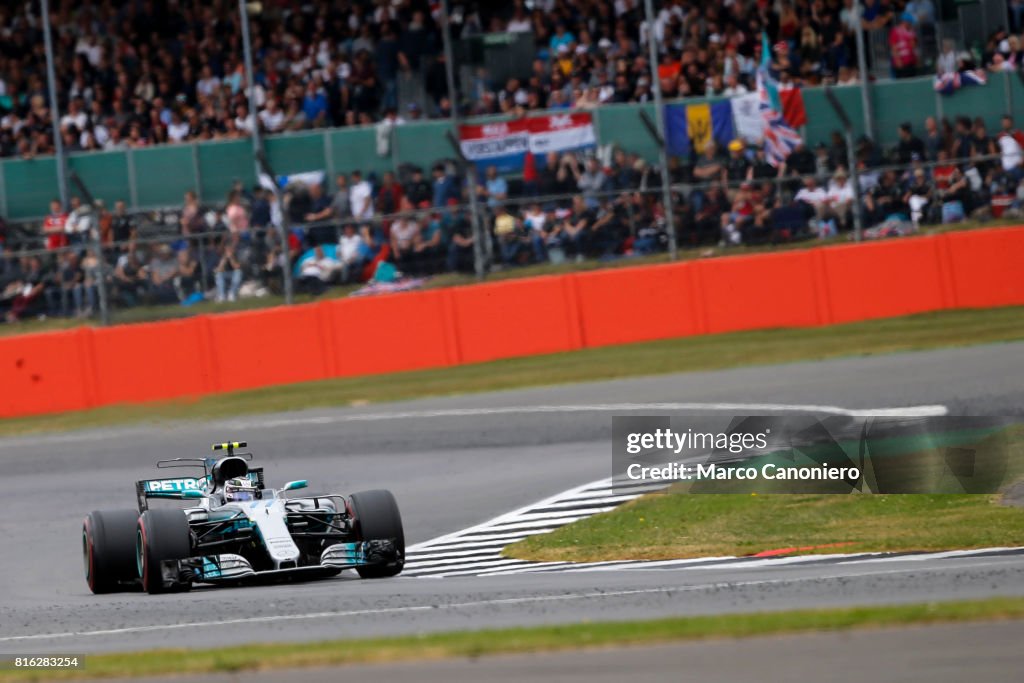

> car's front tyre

[
  {"left": 83, "top": 509, "right": 139, "bottom": 594},
  {"left": 137, "top": 509, "right": 192, "bottom": 594},
  {"left": 349, "top": 489, "right": 405, "bottom": 578}
]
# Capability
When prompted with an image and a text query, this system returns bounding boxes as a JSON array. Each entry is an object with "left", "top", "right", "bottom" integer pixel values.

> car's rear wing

[
  {"left": 135, "top": 469, "right": 266, "bottom": 512},
  {"left": 138, "top": 442, "right": 264, "bottom": 511},
  {"left": 136, "top": 476, "right": 209, "bottom": 512}
]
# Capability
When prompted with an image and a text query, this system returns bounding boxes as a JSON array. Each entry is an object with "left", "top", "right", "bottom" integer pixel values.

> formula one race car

[{"left": 83, "top": 441, "right": 404, "bottom": 594}]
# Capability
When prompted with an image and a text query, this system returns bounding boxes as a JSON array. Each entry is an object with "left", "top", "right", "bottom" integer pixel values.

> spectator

[
  {"left": 109, "top": 197, "right": 136, "bottom": 242},
  {"left": 96, "top": 200, "right": 113, "bottom": 245},
  {"left": 413, "top": 210, "right": 444, "bottom": 273},
  {"left": 431, "top": 164, "right": 459, "bottom": 208},
  {"left": 302, "top": 80, "right": 329, "bottom": 128},
  {"left": 889, "top": 13, "right": 919, "bottom": 78},
  {"left": 904, "top": 167, "right": 934, "bottom": 226},
  {"left": 148, "top": 244, "right": 179, "bottom": 304},
  {"left": 110, "top": 245, "right": 147, "bottom": 307},
  {"left": 864, "top": 170, "right": 905, "bottom": 225},
  {"left": 814, "top": 143, "right": 833, "bottom": 180},
  {"left": 896, "top": 123, "right": 925, "bottom": 164},
  {"left": 726, "top": 140, "right": 751, "bottom": 183},
  {"left": 65, "top": 195, "right": 95, "bottom": 245},
  {"left": 722, "top": 73, "right": 749, "bottom": 97},
  {"left": 721, "top": 183, "right": 757, "bottom": 246},
  {"left": 233, "top": 104, "right": 256, "bottom": 136},
  {"left": 46, "top": 251, "right": 85, "bottom": 317},
  {"left": 825, "top": 167, "right": 856, "bottom": 229},
  {"left": 42, "top": 199, "right": 68, "bottom": 251},
  {"left": 330, "top": 174, "right": 351, "bottom": 221},
  {"left": 493, "top": 205, "right": 522, "bottom": 265},
  {"left": 795, "top": 175, "right": 831, "bottom": 234},
  {"left": 173, "top": 249, "right": 200, "bottom": 302},
  {"left": 632, "top": 192, "right": 665, "bottom": 255},
  {"left": 3, "top": 255, "right": 46, "bottom": 322},
  {"left": 936, "top": 38, "right": 957, "bottom": 75},
  {"left": 747, "top": 146, "right": 778, "bottom": 181},
  {"left": 390, "top": 208, "right": 420, "bottom": 272},
  {"left": 694, "top": 184, "right": 730, "bottom": 242},
  {"left": 338, "top": 223, "right": 366, "bottom": 283},
  {"left": 167, "top": 112, "right": 190, "bottom": 143},
  {"left": 905, "top": 0, "right": 936, "bottom": 25},
  {"left": 480, "top": 166, "right": 508, "bottom": 209},
  {"left": 180, "top": 192, "right": 202, "bottom": 236},
  {"left": 784, "top": 142, "right": 817, "bottom": 177},
  {"left": 214, "top": 243, "right": 244, "bottom": 303},
  {"left": 589, "top": 198, "right": 624, "bottom": 257},
  {"left": 576, "top": 157, "right": 608, "bottom": 208},
  {"left": 304, "top": 183, "right": 336, "bottom": 246},
  {"left": 375, "top": 171, "right": 405, "bottom": 217},
  {"left": 349, "top": 170, "right": 374, "bottom": 220},
  {"left": 923, "top": 117, "right": 943, "bottom": 161},
  {"left": 404, "top": 167, "right": 432, "bottom": 207},
  {"left": 538, "top": 152, "right": 575, "bottom": 197},
  {"left": 80, "top": 248, "right": 103, "bottom": 316},
  {"left": 446, "top": 209, "right": 476, "bottom": 273},
  {"left": 250, "top": 188, "right": 272, "bottom": 230},
  {"left": 998, "top": 116, "right": 1024, "bottom": 180},
  {"left": 693, "top": 143, "right": 725, "bottom": 184},
  {"left": 523, "top": 203, "right": 552, "bottom": 262},
  {"left": 225, "top": 191, "right": 249, "bottom": 235},
  {"left": 560, "top": 195, "right": 593, "bottom": 262},
  {"left": 297, "top": 245, "right": 340, "bottom": 296},
  {"left": 971, "top": 119, "right": 998, "bottom": 179},
  {"left": 259, "top": 99, "right": 286, "bottom": 134}
]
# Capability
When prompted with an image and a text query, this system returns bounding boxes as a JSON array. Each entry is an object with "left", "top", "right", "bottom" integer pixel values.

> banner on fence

[{"left": 459, "top": 113, "right": 596, "bottom": 173}]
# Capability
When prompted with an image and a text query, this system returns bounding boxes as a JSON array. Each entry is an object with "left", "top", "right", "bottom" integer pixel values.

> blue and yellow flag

[
  {"left": 665, "top": 101, "right": 735, "bottom": 157},
  {"left": 686, "top": 103, "right": 712, "bottom": 154}
]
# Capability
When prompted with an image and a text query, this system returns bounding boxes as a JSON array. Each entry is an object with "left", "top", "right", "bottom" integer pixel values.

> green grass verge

[
  {"left": 1, "top": 218, "right": 1015, "bottom": 339},
  {"left": 506, "top": 492, "right": 1024, "bottom": 562},
  {"left": 4, "top": 597, "right": 1024, "bottom": 681},
  {"left": 506, "top": 421, "right": 1024, "bottom": 563},
  {"left": 2, "top": 305, "right": 1023, "bottom": 437}
]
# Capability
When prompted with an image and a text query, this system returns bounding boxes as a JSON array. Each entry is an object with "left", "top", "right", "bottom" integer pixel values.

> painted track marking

[{"left": 1, "top": 560, "right": 1018, "bottom": 643}]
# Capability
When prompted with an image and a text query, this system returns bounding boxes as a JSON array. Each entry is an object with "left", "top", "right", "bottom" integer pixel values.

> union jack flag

[
  {"left": 756, "top": 73, "right": 802, "bottom": 166},
  {"left": 756, "top": 33, "right": 802, "bottom": 167},
  {"left": 760, "top": 103, "right": 803, "bottom": 167}
]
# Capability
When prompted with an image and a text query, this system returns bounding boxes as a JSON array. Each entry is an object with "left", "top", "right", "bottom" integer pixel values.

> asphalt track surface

[{"left": 1, "top": 342, "right": 1023, "bottom": 656}]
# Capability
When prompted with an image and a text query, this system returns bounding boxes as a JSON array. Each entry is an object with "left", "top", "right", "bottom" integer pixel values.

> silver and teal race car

[{"left": 83, "top": 441, "right": 404, "bottom": 594}]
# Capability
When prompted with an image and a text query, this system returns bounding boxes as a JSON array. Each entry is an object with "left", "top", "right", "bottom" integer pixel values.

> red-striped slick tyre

[{"left": 83, "top": 510, "right": 139, "bottom": 594}]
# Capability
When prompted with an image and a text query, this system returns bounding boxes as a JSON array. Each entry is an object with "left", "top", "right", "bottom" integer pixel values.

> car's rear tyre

[
  {"left": 349, "top": 489, "right": 405, "bottom": 578},
  {"left": 83, "top": 509, "right": 139, "bottom": 594},
  {"left": 137, "top": 509, "right": 192, "bottom": 594}
]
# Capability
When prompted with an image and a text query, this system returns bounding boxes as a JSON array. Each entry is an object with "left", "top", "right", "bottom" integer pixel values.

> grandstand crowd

[
  {"left": 0, "top": 0, "right": 965, "bottom": 158},
  {"left": 3, "top": 107, "right": 1023, "bottom": 322},
  {"left": 1, "top": 0, "right": 1022, "bottom": 321}
]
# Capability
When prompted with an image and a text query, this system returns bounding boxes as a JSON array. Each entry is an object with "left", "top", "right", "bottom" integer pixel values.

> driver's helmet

[{"left": 224, "top": 477, "right": 258, "bottom": 502}]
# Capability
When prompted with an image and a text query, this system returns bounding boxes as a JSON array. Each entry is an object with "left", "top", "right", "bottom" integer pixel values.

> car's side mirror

[
  {"left": 282, "top": 480, "right": 308, "bottom": 491},
  {"left": 182, "top": 490, "right": 205, "bottom": 499}
]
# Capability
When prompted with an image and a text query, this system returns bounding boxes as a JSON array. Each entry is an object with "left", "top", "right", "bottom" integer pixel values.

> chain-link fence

[{"left": 1, "top": 141, "right": 1013, "bottom": 325}]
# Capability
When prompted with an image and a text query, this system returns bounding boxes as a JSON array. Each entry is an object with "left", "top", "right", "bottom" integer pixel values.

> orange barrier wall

[
  {"left": 2, "top": 226, "right": 1023, "bottom": 419},
  {"left": 574, "top": 262, "right": 699, "bottom": 346},
  {"left": 696, "top": 250, "right": 824, "bottom": 334},
  {"left": 450, "top": 276, "right": 581, "bottom": 364}
]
